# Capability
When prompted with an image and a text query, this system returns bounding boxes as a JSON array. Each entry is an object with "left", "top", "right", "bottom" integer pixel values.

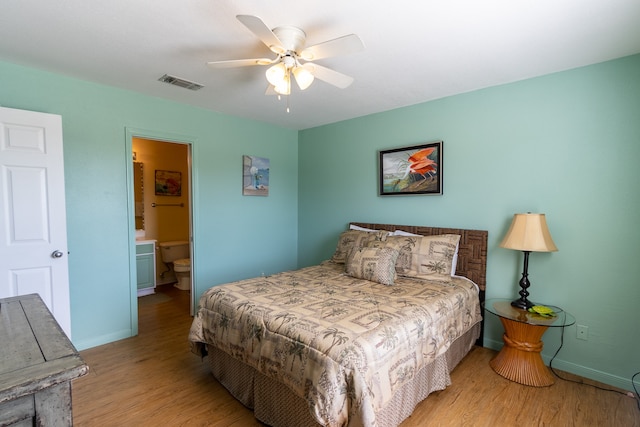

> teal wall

[
  {"left": 0, "top": 60, "right": 299, "bottom": 350},
  {"left": 298, "top": 54, "right": 640, "bottom": 390},
  {"left": 2, "top": 54, "right": 639, "bottom": 391}
]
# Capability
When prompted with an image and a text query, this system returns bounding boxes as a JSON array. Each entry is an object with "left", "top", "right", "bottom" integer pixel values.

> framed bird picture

[{"left": 379, "top": 141, "right": 443, "bottom": 196}]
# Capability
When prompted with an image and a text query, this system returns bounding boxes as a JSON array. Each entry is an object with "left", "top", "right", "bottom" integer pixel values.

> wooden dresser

[{"left": 0, "top": 294, "right": 88, "bottom": 426}]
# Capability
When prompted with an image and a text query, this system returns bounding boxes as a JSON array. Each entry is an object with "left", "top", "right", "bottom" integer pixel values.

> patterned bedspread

[{"left": 189, "top": 261, "right": 481, "bottom": 427}]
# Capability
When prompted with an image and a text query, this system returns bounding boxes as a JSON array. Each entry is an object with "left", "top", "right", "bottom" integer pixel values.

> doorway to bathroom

[{"left": 126, "top": 128, "right": 196, "bottom": 336}]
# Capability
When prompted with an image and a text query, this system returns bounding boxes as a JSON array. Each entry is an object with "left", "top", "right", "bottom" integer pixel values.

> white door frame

[{"left": 125, "top": 128, "right": 198, "bottom": 335}]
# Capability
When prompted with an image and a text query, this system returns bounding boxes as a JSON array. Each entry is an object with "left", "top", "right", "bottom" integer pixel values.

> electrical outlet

[{"left": 577, "top": 324, "right": 589, "bottom": 341}]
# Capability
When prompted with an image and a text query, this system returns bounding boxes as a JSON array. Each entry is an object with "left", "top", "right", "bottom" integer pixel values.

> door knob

[{"left": 51, "top": 250, "right": 64, "bottom": 258}]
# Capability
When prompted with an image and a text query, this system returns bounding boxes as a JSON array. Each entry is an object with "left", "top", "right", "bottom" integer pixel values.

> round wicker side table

[{"left": 484, "top": 299, "right": 575, "bottom": 387}]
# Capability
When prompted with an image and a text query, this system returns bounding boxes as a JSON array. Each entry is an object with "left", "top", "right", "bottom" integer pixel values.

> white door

[{"left": 0, "top": 106, "right": 71, "bottom": 338}]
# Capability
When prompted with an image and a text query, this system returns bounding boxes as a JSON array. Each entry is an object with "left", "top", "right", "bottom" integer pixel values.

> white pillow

[
  {"left": 350, "top": 224, "right": 393, "bottom": 237},
  {"left": 392, "top": 230, "right": 459, "bottom": 275},
  {"left": 392, "top": 230, "right": 417, "bottom": 236},
  {"left": 349, "top": 224, "right": 378, "bottom": 232}
]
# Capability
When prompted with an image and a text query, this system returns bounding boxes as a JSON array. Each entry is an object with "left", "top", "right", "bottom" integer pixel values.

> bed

[{"left": 189, "top": 222, "right": 488, "bottom": 427}]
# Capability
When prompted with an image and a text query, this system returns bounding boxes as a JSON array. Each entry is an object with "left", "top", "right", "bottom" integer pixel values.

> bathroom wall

[{"left": 132, "top": 137, "right": 190, "bottom": 284}]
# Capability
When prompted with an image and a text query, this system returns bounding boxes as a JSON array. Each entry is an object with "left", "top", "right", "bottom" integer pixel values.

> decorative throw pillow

[
  {"left": 330, "top": 229, "right": 388, "bottom": 264},
  {"left": 368, "top": 234, "right": 460, "bottom": 279},
  {"left": 345, "top": 246, "right": 400, "bottom": 286},
  {"left": 393, "top": 230, "right": 460, "bottom": 275}
]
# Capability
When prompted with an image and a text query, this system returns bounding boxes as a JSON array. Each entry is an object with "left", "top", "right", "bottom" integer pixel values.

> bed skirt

[{"left": 205, "top": 322, "right": 481, "bottom": 427}]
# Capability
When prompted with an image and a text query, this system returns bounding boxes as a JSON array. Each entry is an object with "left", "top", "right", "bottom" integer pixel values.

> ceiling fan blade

[
  {"left": 236, "top": 15, "right": 285, "bottom": 54},
  {"left": 300, "top": 34, "right": 364, "bottom": 61},
  {"left": 304, "top": 63, "right": 354, "bottom": 89},
  {"left": 207, "top": 58, "right": 274, "bottom": 69}
]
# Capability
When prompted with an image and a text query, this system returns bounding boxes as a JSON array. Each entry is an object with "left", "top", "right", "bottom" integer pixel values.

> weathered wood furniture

[{"left": 0, "top": 293, "right": 88, "bottom": 426}]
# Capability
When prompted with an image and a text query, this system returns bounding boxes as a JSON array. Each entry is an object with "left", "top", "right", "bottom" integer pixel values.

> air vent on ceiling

[{"left": 158, "top": 74, "right": 204, "bottom": 91}]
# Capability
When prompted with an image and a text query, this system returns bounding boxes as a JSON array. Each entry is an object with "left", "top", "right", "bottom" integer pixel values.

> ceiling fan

[{"left": 207, "top": 15, "right": 364, "bottom": 96}]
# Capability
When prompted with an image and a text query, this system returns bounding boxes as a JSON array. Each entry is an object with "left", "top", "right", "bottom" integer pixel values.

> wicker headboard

[{"left": 350, "top": 222, "right": 488, "bottom": 292}]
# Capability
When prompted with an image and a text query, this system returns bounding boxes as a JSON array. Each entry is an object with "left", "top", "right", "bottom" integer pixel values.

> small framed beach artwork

[
  {"left": 243, "top": 155, "right": 270, "bottom": 196},
  {"left": 379, "top": 141, "right": 443, "bottom": 196},
  {"left": 155, "top": 170, "right": 182, "bottom": 196}
]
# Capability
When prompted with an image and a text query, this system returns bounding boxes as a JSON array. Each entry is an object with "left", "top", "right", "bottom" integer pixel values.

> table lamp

[{"left": 499, "top": 213, "right": 558, "bottom": 309}]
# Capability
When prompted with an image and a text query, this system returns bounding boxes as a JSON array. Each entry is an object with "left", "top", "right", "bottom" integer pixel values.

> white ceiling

[{"left": 1, "top": 1, "right": 639, "bottom": 130}]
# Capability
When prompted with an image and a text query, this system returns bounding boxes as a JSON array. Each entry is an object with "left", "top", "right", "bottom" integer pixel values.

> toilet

[
  {"left": 158, "top": 241, "right": 191, "bottom": 291},
  {"left": 172, "top": 258, "right": 191, "bottom": 290}
]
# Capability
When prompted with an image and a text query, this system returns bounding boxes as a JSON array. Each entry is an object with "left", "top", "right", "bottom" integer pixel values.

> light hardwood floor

[{"left": 72, "top": 285, "right": 640, "bottom": 426}]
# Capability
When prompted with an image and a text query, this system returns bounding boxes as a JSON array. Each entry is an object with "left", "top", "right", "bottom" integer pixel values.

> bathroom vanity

[{"left": 136, "top": 239, "right": 156, "bottom": 296}]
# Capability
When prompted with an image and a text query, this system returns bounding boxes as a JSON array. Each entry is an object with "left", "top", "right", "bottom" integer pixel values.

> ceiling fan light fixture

[
  {"left": 266, "top": 62, "right": 286, "bottom": 87},
  {"left": 207, "top": 15, "right": 363, "bottom": 98},
  {"left": 293, "top": 66, "right": 314, "bottom": 90},
  {"left": 273, "top": 72, "right": 291, "bottom": 95}
]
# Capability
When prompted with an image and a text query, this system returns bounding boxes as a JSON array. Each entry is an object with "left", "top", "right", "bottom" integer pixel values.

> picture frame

[
  {"left": 379, "top": 141, "right": 443, "bottom": 196},
  {"left": 242, "top": 155, "right": 270, "bottom": 196},
  {"left": 154, "top": 170, "right": 182, "bottom": 196}
]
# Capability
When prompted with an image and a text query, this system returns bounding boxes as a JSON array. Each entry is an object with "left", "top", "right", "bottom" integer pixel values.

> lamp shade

[{"left": 499, "top": 213, "right": 558, "bottom": 252}]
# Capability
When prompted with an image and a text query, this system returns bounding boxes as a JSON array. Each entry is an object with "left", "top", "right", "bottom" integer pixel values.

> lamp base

[
  {"left": 511, "top": 297, "right": 534, "bottom": 310},
  {"left": 512, "top": 250, "right": 534, "bottom": 311}
]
